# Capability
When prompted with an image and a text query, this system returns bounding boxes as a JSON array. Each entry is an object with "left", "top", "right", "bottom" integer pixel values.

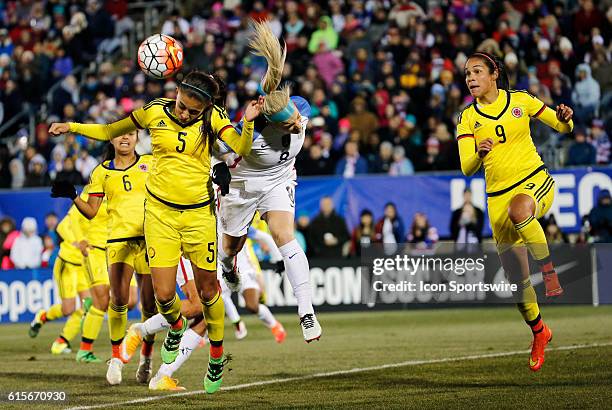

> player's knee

[
  {"left": 61, "top": 301, "right": 75, "bottom": 316},
  {"left": 271, "top": 229, "right": 294, "bottom": 247},
  {"left": 508, "top": 197, "right": 534, "bottom": 225},
  {"left": 94, "top": 293, "right": 110, "bottom": 311},
  {"left": 245, "top": 300, "right": 259, "bottom": 313},
  {"left": 198, "top": 286, "right": 217, "bottom": 303}
]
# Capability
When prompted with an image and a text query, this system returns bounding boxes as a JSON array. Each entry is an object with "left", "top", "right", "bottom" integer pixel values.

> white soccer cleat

[
  {"left": 136, "top": 355, "right": 153, "bottom": 384},
  {"left": 234, "top": 320, "right": 248, "bottom": 340},
  {"left": 106, "top": 358, "right": 124, "bottom": 385},
  {"left": 300, "top": 313, "right": 322, "bottom": 343}
]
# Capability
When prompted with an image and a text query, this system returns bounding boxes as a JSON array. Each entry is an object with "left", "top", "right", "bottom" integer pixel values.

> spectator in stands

[
  {"left": 309, "top": 196, "right": 349, "bottom": 258},
  {"left": 407, "top": 212, "right": 438, "bottom": 249},
  {"left": 450, "top": 188, "right": 484, "bottom": 244},
  {"left": 296, "top": 211, "right": 312, "bottom": 256},
  {"left": 370, "top": 141, "right": 393, "bottom": 174},
  {"left": 308, "top": 16, "right": 338, "bottom": 54},
  {"left": 566, "top": 129, "right": 596, "bottom": 166},
  {"left": 10, "top": 217, "right": 43, "bottom": 269},
  {"left": 389, "top": 145, "right": 414, "bottom": 176},
  {"left": 590, "top": 120, "right": 610, "bottom": 165},
  {"left": 350, "top": 209, "right": 375, "bottom": 257},
  {"left": 24, "top": 154, "right": 51, "bottom": 187},
  {"left": 0, "top": 217, "right": 18, "bottom": 270},
  {"left": 572, "top": 64, "right": 601, "bottom": 126},
  {"left": 543, "top": 215, "right": 569, "bottom": 245},
  {"left": 301, "top": 144, "right": 333, "bottom": 176},
  {"left": 335, "top": 141, "right": 368, "bottom": 177},
  {"left": 8, "top": 158, "right": 25, "bottom": 189},
  {"left": 374, "top": 202, "right": 405, "bottom": 245},
  {"left": 0, "top": 143, "right": 11, "bottom": 188},
  {"left": 75, "top": 148, "right": 98, "bottom": 181},
  {"left": 347, "top": 96, "right": 378, "bottom": 143},
  {"left": 55, "top": 156, "right": 84, "bottom": 185},
  {"left": 588, "top": 189, "right": 612, "bottom": 243}
]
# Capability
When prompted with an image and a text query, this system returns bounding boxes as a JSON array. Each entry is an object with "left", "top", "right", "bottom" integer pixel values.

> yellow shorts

[
  {"left": 107, "top": 240, "right": 150, "bottom": 275},
  {"left": 144, "top": 194, "right": 217, "bottom": 270},
  {"left": 54, "top": 257, "right": 89, "bottom": 300},
  {"left": 487, "top": 168, "right": 555, "bottom": 250},
  {"left": 83, "top": 247, "right": 109, "bottom": 287}
]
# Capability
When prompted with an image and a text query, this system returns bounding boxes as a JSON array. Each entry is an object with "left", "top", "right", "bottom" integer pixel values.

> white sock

[
  {"left": 157, "top": 329, "right": 202, "bottom": 377},
  {"left": 279, "top": 239, "right": 314, "bottom": 317},
  {"left": 142, "top": 313, "right": 170, "bottom": 336},
  {"left": 223, "top": 290, "right": 241, "bottom": 324},
  {"left": 257, "top": 304, "right": 276, "bottom": 328},
  {"left": 218, "top": 245, "right": 235, "bottom": 273}
]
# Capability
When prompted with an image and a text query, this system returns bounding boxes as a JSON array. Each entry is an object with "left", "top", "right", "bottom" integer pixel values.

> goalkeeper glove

[
  {"left": 51, "top": 180, "right": 77, "bottom": 200},
  {"left": 212, "top": 162, "right": 232, "bottom": 196}
]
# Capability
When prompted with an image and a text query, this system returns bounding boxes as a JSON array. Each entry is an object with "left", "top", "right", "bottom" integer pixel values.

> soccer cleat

[
  {"left": 234, "top": 320, "right": 247, "bottom": 340},
  {"left": 76, "top": 350, "right": 102, "bottom": 363},
  {"left": 51, "top": 338, "right": 71, "bottom": 355},
  {"left": 222, "top": 266, "right": 241, "bottom": 292},
  {"left": 149, "top": 374, "right": 186, "bottom": 391},
  {"left": 120, "top": 323, "right": 144, "bottom": 363},
  {"left": 543, "top": 271, "right": 564, "bottom": 298},
  {"left": 271, "top": 321, "right": 287, "bottom": 343},
  {"left": 136, "top": 355, "right": 153, "bottom": 384},
  {"left": 106, "top": 357, "right": 124, "bottom": 385},
  {"left": 204, "top": 355, "right": 227, "bottom": 394},
  {"left": 529, "top": 323, "right": 553, "bottom": 372},
  {"left": 29, "top": 310, "right": 46, "bottom": 338},
  {"left": 161, "top": 316, "right": 188, "bottom": 364},
  {"left": 300, "top": 313, "right": 322, "bottom": 343}
]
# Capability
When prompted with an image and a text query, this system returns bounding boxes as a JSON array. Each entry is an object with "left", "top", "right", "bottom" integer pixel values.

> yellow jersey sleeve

[
  {"left": 56, "top": 214, "right": 83, "bottom": 264},
  {"left": 88, "top": 164, "right": 106, "bottom": 196},
  {"left": 212, "top": 105, "right": 253, "bottom": 156},
  {"left": 456, "top": 106, "right": 482, "bottom": 176},
  {"left": 69, "top": 116, "right": 137, "bottom": 141}
]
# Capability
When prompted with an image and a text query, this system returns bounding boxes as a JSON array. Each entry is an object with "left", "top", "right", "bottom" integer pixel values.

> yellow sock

[
  {"left": 516, "top": 278, "right": 540, "bottom": 322},
  {"left": 45, "top": 304, "right": 64, "bottom": 321},
  {"left": 60, "top": 309, "right": 83, "bottom": 342},
  {"left": 108, "top": 302, "right": 128, "bottom": 343},
  {"left": 155, "top": 294, "right": 181, "bottom": 326},
  {"left": 514, "top": 216, "right": 552, "bottom": 266},
  {"left": 203, "top": 292, "right": 225, "bottom": 343},
  {"left": 82, "top": 306, "right": 106, "bottom": 342}
]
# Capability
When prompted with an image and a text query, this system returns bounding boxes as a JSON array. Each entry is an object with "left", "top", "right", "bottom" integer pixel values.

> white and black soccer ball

[{"left": 137, "top": 34, "right": 183, "bottom": 79}]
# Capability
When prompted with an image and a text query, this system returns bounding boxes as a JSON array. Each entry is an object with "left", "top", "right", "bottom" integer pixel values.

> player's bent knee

[{"left": 508, "top": 196, "right": 535, "bottom": 225}]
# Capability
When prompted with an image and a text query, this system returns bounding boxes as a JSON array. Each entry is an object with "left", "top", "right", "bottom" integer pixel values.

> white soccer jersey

[{"left": 219, "top": 96, "right": 310, "bottom": 192}]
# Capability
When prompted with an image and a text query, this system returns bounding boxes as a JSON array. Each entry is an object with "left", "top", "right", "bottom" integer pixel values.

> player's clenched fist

[
  {"left": 555, "top": 104, "right": 573, "bottom": 123},
  {"left": 49, "top": 122, "right": 70, "bottom": 136},
  {"left": 478, "top": 138, "right": 493, "bottom": 159}
]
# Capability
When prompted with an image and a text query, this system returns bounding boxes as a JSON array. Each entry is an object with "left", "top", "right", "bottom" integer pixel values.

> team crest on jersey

[
  {"left": 139, "top": 163, "right": 149, "bottom": 172},
  {"left": 512, "top": 107, "right": 523, "bottom": 118}
]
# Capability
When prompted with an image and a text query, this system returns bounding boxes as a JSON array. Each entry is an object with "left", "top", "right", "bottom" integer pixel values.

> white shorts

[
  {"left": 219, "top": 246, "right": 260, "bottom": 293},
  {"left": 176, "top": 257, "right": 194, "bottom": 288},
  {"left": 219, "top": 179, "right": 296, "bottom": 237}
]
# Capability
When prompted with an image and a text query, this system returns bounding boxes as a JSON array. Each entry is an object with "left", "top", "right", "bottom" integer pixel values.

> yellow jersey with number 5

[
  {"left": 456, "top": 89, "right": 548, "bottom": 194},
  {"left": 130, "top": 98, "right": 235, "bottom": 206},
  {"left": 89, "top": 154, "right": 153, "bottom": 242}
]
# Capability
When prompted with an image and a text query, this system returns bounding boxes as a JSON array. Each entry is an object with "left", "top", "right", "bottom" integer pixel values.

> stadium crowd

[{"left": 0, "top": 0, "right": 610, "bottom": 189}]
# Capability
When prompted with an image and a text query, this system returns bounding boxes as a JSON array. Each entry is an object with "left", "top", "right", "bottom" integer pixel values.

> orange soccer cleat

[
  {"left": 271, "top": 321, "right": 287, "bottom": 343},
  {"left": 543, "top": 270, "right": 564, "bottom": 298},
  {"left": 529, "top": 323, "right": 553, "bottom": 372}
]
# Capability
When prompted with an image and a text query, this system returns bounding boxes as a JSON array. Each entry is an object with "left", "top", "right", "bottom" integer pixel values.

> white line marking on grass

[{"left": 66, "top": 341, "right": 612, "bottom": 410}]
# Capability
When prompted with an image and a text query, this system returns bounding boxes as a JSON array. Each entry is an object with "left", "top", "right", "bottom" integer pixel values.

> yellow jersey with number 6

[
  {"left": 456, "top": 89, "right": 547, "bottom": 194},
  {"left": 88, "top": 154, "right": 153, "bottom": 242},
  {"left": 130, "top": 98, "right": 235, "bottom": 206}
]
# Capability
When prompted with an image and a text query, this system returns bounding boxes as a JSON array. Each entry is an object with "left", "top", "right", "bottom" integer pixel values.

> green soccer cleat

[
  {"left": 204, "top": 355, "right": 227, "bottom": 394},
  {"left": 29, "top": 310, "right": 46, "bottom": 338},
  {"left": 76, "top": 349, "right": 102, "bottom": 363},
  {"left": 160, "top": 316, "right": 188, "bottom": 364}
]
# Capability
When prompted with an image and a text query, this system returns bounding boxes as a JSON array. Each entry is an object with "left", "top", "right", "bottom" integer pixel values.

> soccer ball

[{"left": 137, "top": 34, "right": 183, "bottom": 79}]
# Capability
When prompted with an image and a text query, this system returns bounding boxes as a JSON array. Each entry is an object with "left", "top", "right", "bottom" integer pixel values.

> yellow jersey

[
  {"left": 130, "top": 98, "right": 235, "bottom": 206},
  {"left": 88, "top": 154, "right": 153, "bottom": 242},
  {"left": 56, "top": 204, "right": 88, "bottom": 264},
  {"left": 80, "top": 188, "right": 110, "bottom": 248},
  {"left": 456, "top": 89, "right": 571, "bottom": 195}
]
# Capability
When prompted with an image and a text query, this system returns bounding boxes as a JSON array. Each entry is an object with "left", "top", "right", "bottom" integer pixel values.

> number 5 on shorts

[{"left": 206, "top": 241, "right": 215, "bottom": 263}]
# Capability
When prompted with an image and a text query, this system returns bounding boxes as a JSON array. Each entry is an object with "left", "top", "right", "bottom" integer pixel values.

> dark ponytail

[
  {"left": 180, "top": 70, "right": 226, "bottom": 155},
  {"left": 469, "top": 52, "right": 509, "bottom": 91}
]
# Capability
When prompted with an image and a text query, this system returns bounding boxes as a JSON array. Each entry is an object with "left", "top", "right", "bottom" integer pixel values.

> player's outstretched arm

[
  {"left": 535, "top": 104, "right": 574, "bottom": 133},
  {"left": 73, "top": 194, "right": 102, "bottom": 220},
  {"left": 49, "top": 116, "right": 137, "bottom": 141}
]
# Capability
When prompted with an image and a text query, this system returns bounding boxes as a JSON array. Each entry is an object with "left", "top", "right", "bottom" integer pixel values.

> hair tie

[
  {"left": 473, "top": 52, "right": 498, "bottom": 71},
  {"left": 181, "top": 82, "right": 212, "bottom": 100},
  {"left": 265, "top": 101, "right": 296, "bottom": 122}
]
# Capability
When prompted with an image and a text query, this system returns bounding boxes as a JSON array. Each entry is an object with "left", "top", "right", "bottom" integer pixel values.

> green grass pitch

[{"left": 1, "top": 306, "right": 611, "bottom": 409}]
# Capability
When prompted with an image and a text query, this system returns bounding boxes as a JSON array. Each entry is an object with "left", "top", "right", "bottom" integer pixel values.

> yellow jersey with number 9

[
  {"left": 456, "top": 89, "right": 547, "bottom": 194},
  {"left": 89, "top": 154, "right": 154, "bottom": 242},
  {"left": 129, "top": 98, "right": 235, "bottom": 206}
]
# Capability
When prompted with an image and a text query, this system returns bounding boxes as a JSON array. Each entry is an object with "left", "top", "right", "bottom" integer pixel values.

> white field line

[{"left": 65, "top": 341, "right": 612, "bottom": 410}]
